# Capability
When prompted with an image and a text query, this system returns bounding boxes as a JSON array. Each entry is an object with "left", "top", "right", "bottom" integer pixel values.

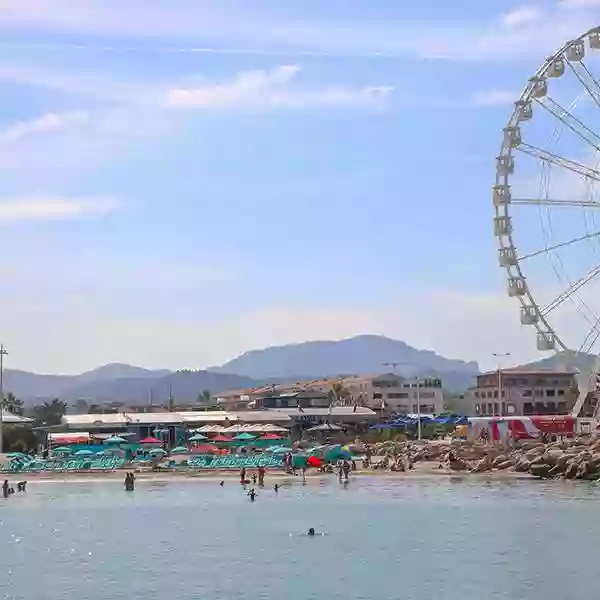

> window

[
  {"left": 506, "top": 403, "right": 516, "bottom": 415},
  {"left": 523, "top": 402, "right": 534, "bottom": 415},
  {"left": 534, "top": 389, "right": 544, "bottom": 397},
  {"left": 387, "top": 392, "right": 408, "bottom": 399},
  {"left": 475, "top": 403, "right": 481, "bottom": 414},
  {"left": 373, "top": 393, "right": 382, "bottom": 400},
  {"left": 419, "top": 391, "right": 435, "bottom": 399},
  {"left": 493, "top": 402, "right": 499, "bottom": 414},
  {"left": 493, "top": 390, "right": 498, "bottom": 399},
  {"left": 546, "top": 389, "right": 555, "bottom": 397},
  {"left": 557, "top": 389, "right": 565, "bottom": 396},
  {"left": 558, "top": 402, "right": 567, "bottom": 414},
  {"left": 474, "top": 391, "right": 479, "bottom": 398},
  {"left": 523, "top": 390, "right": 533, "bottom": 397}
]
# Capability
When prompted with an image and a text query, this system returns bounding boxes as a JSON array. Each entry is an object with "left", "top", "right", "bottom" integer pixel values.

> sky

[{"left": 1, "top": 0, "right": 600, "bottom": 374}]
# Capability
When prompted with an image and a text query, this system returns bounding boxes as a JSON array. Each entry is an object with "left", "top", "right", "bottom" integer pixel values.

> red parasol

[
  {"left": 307, "top": 456, "right": 322, "bottom": 468},
  {"left": 139, "top": 437, "right": 162, "bottom": 444},
  {"left": 211, "top": 434, "right": 233, "bottom": 442},
  {"left": 192, "top": 444, "right": 219, "bottom": 453},
  {"left": 260, "top": 433, "right": 283, "bottom": 440}
]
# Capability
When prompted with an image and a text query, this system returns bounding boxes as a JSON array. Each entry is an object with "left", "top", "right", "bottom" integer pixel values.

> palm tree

[{"left": 330, "top": 382, "right": 351, "bottom": 406}]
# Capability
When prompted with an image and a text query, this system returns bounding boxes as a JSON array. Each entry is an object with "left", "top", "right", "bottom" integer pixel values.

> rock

[
  {"left": 471, "top": 458, "right": 492, "bottom": 473},
  {"left": 495, "top": 460, "right": 513, "bottom": 470},
  {"left": 492, "top": 455, "right": 509, "bottom": 468},
  {"left": 542, "top": 450, "right": 564, "bottom": 466},
  {"left": 515, "top": 459, "right": 531, "bottom": 473},
  {"left": 530, "top": 464, "right": 551, "bottom": 478},
  {"left": 576, "top": 461, "right": 591, "bottom": 479},
  {"left": 565, "top": 462, "right": 579, "bottom": 479}
]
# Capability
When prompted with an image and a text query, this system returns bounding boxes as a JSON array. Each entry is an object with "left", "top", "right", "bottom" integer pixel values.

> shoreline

[{"left": 2, "top": 464, "right": 535, "bottom": 484}]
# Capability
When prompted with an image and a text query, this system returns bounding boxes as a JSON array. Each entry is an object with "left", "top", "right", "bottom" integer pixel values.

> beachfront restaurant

[{"left": 38, "top": 410, "right": 295, "bottom": 448}]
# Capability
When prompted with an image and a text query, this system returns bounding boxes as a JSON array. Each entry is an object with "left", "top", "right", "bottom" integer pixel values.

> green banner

[{"left": 187, "top": 455, "right": 285, "bottom": 469}]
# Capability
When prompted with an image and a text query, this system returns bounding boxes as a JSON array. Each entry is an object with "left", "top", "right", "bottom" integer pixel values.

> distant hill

[
  {"left": 2, "top": 334, "right": 486, "bottom": 405},
  {"left": 211, "top": 335, "right": 480, "bottom": 382},
  {"left": 517, "top": 351, "right": 594, "bottom": 374}
]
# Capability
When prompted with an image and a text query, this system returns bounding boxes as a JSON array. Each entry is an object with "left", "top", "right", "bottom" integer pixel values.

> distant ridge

[{"left": 2, "top": 334, "right": 485, "bottom": 404}]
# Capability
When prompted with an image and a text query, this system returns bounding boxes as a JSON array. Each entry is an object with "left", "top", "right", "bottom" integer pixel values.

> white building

[{"left": 341, "top": 373, "right": 445, "bottom": 414}]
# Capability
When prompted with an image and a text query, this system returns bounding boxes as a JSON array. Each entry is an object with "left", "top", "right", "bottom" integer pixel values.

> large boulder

[
  {"left": 514, "top": 458, "right": 531, "bottom": 473},
  {"left": 471, "top": 458, "right": 492, "bottom": 473},
  {"left": 530, "top": 463, "right": 551, "bottom": 478},
  {"left": 542, "top": 449, "right": 564, "bottom": 466},
  {"left": 495, "top": 460, "right": 514, "bottom": 470}
]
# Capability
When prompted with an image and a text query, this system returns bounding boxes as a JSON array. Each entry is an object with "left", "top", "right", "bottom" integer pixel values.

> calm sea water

[{"left": 1, "top": 475, "right": 600, "bottom": 600}]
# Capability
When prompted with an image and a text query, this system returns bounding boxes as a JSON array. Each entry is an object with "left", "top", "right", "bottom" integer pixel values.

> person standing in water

[
  {"left": 2, "top": 480, "right": 9, "bottom": 499},
  {"left": 240, "top": 467, "right": 247, "bottom": 484},
  {"left": 247, "top": 488, "right": 257, "bottom": 501},
  {"left": 258, "top": 466, "right": 265, "bottom": 486},
  {"left": 342, "top": 460, "right": 351, "bottom": 481}
]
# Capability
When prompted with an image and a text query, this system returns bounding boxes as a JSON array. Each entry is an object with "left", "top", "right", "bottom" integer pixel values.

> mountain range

[{"left": 0, "top": 335, "right": 587, "bottom": 406}]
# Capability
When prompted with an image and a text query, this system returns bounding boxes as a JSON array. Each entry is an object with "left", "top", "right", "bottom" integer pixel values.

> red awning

[{"left": 139, "top": 437, "right": 162, "bottom": 444}]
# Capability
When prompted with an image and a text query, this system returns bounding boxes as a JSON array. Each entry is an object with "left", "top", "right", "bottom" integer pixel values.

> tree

[
  {"left": 197, "top": 390, "right": 212, "bottom": 405},
  {"left": 32, "top": 398, "right": 67, "bottom": 427},
  {"left": 331, "top": 382, "right": 351, "bottom": 405},
  {"left": 2, "top": 392, "right": 23, "bottom": 415}
]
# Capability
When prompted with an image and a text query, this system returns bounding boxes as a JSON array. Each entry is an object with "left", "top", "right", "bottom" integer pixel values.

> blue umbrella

[
  {"left": 104, "top": 436, "right": 127, "bottom": 444},
  {"left": 75, "top": 449, "right": 94, "bottom": 457}
]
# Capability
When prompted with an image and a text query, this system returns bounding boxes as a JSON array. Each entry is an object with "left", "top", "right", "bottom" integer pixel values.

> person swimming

[
  {"left": 308, "top": 527, "right": 315, "bottom": 536},
  {"left": 219, "top": 480, "right": 225, "bottom": 486},
  {"left": 248, "top": 488, "right": 257, "bottom": 501}
]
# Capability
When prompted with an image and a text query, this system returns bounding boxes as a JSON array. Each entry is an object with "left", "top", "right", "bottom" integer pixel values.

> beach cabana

[
  {"left": 52, "top": 446, "right": 73, "bottom": 453},
  {"left": 171, "top": 446, "right": 188, "bottom": 454},
  {"left": 211, "top": 434, "right": 233, "bottom": 443},
  {"left": 188, "top": 433, "right": 207, "bottom": 442}
]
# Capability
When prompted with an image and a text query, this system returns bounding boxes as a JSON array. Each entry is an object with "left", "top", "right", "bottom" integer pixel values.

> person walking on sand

[
  {"left": 258, "top": 466, "right": 265, "bottom": 486},
  {"left": 240, "top": 467, "right": 247, "bottom": 484}
]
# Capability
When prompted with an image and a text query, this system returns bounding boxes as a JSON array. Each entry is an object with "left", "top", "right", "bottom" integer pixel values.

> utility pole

[
  {"left": 0, "top": 344, "right": 7, "bottom": 453},
  {"left": 492, "top": 352, "right": 511, "bottom": 416}
]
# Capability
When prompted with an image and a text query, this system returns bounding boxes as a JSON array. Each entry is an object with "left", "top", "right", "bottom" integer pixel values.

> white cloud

[
  {"left": 0, "top": 196, "right": 118, "bottom": 221},
  {"left": 471, "top": 89, "right": 516, "bottom": 107},
  {"left": 502, "top": 6, "right": 543, "bottom": 27},
  {"left": 0, "top": 111, "right": 89, "bottom": 143},
  {"left": 165, "top": 65, "right": 392, "bottom": 110},
  {"left": 0, "top": 0, "right": 591, "bottom": 62}
]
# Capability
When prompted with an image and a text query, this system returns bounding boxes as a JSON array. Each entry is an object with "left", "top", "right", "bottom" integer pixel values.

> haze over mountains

[{"left": 0, "top": 335, "right": 585, "bottom": 406}]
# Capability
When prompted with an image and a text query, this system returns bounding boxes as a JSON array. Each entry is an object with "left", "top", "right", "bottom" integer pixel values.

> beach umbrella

[
  {"left": 188, "top": 433, "right": 207, "bottom": 442},
  {"left": 149, "top": 447, "right": 167, "bottom": 455},
  {"left": 75, "top": 449, "right": 94, "bottom": 457},
  {"left": 139, "top": 436, "right": 162, "bottom": 444},
  {"left": 307, "top": 455, "right": 322, "bottom": 468},
  {"left": 171, "top": 446, "right": 189, "bottom": 454},
  {"left": 104, "top": 435, "right": 127, "bottom": 444},
  {"left": 95, "top": 450, "right": 107, "bottom": 456},
  {"left": 6, "top": 452, "right": 27, "bottom": 459},
  {"left": 211, "top": 434, "right": 233, "bottom": 442},
  {"left": 52, "top": 446, "right": 73, "bottom": 453},
  {"left": 259, "top": 433, "right": 282, "bottom": 440},
  {"left": 233, "top": 432, "right": 256, "bottom": 441},
  {"left": 306, "top": 423, "right": 343, "bottom": 432},
  {"left": 194, "top": 444, "right": 218, "bottom": 453}
]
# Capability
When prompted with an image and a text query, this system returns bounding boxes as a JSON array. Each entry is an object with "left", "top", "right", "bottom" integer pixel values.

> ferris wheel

[{"left": 494, "top": 27, "right": 600, "bottom": 415}]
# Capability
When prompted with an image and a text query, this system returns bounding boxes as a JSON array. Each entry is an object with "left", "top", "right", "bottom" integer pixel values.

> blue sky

[{"left": 0, "top": 0, "right": 599, "bottom": 373}]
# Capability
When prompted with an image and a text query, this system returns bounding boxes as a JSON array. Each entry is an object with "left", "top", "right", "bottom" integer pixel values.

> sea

[{"left": 1, "top": 475, "right": 600, "bottom": 600}]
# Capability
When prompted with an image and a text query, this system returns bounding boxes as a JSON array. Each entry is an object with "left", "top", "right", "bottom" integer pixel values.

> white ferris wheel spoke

[
  {"left": 511, "top": 198, "right": 600, "bottom": 207},
  {"left": 541, "top": 262, "right": 600, "bottom": 316},
  {"left": 518, "top": 230, "right": 600, "bottom": 261},
  {"left": 579, "top": 316, "right": 600, "bottom": 354},
  {"left": 516, "top": 143, "right": 600, "bottom": 182},
  {"left": 535, "top": 96, "right": 600, "bottom": 152},
  {"left": 567, "top": 59, "right": 600, "bottom": 112}
]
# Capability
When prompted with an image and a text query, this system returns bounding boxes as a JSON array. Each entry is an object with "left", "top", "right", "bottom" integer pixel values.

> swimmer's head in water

[{"left": 308, "top": 528, "right": 315, "bottom": 536}]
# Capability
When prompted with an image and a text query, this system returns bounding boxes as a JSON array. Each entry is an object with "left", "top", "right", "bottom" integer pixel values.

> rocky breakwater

[{"left": 512, "top": 439, "right": 600, "bottom": 480}]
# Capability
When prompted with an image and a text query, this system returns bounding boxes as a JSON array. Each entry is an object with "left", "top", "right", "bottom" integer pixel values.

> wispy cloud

[
  {"left": 0, "top": 0, "right": 595, "bottom": 62},
  {"left": 0, "top": 196, "right": 118, "bottom": 221},
  {"left": 0, "top": 111, "right": 89, "bottom": 143},
  {"left": 165, "top": 65, "right": 392, "bottom": 110},
  {"left": 502, "top": 5, "right": 543, "bottom": 27},
  {"left": 470, "top": 89, "right": 516, "bottom": 107}
]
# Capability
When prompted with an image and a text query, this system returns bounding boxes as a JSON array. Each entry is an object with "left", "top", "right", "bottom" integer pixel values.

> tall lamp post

[
  {"left": 0, "top": 344, "right": 7, "bottom": 452},
  {"left": 383, "top": 361, "right": 424, "bottom": 441},
  {"left": 492, "top": 352, "right": 511, "bottom": 416}
]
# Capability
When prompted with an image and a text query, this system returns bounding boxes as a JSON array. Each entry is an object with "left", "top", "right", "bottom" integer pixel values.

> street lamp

[
  {"left": 0, "top": 344, "right": 7, "bottom": 452},
  {"left": 492, "top": 352, "right": 511, "bottom": 416},
  {"left": 383, "top": 361, "right": 425, "bottom": 441}
]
